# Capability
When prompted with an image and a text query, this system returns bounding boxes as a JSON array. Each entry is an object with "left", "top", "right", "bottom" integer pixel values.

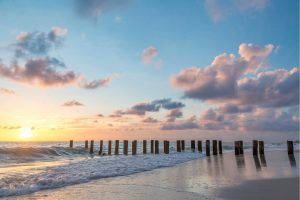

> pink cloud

[
  {"left": 141, "top": 46, "right": 158, "bottom": 64},
  {"left": 170, "top": 43, "right": 298, "bottom": 108}
]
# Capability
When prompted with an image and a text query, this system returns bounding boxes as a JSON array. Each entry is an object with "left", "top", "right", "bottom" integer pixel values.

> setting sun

[{"left": 19, "top": 128, "right": 33, "bottom": 139}]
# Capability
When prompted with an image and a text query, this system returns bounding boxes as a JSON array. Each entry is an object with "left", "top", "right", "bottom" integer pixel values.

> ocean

[{"left": 0, "top": 141, "right": 296, "bottom": 198}]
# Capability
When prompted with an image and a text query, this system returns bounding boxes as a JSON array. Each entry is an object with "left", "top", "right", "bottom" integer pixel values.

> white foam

[{"left": 0, "top": 152, "right": 203, "bottom": 197}]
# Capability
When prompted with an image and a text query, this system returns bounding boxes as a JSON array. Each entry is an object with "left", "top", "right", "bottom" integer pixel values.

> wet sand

[{"left": 9, "top": 150, "right": 299, "bottom": 200}]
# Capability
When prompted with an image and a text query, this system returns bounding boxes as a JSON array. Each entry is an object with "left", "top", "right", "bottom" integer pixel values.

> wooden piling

[
  {"left": 151, "top": 140, "right": 154, "bottom": 154},
  {"left": 85, "top": 140, "right": 88, "bottom": 149},
  {"left": 287, "top": 141, "right": 294, "bottom": 155},
  {"left": 239, "top": 140, "right": 244, "bottom": 154},
  {"left": 191, "top": 140, "right": 195, "bottom": 152},
  {"left": 115, "top": 140, "right": 119, "bottom": 155},
  {"left": 177, "top": 140, "right": 181, "bottom": 152},
  {"left": 155, "top": 140, "right": 159, "bottom": 154},
  {"left": 90, "top": 140, "right": 94, "bottom": 154},
  {"left": 108, "top": 140, "right": 112, "bottom": 155},
  {"left": 132, "top": 140, "right": 137, "bottom": 155},
  {"left": 218, "top": 140, "right": 222, "bottom": 154},
  {"left": 198, "top": 140, "right": 202, "bottom": 153},
  {"left": 206, "top": 140, "right": 210, "bottom": 156},
  {"left": 123, "top": 140, "right": 128, "bottom": 155},
  {"left": 166, "top": 141, "right": 169, "bottom": 154},
  {"left": 259, "top": 141, "right": 264, "bottom": 155},
  {"left": 181, "top": 140, "right": 185, "bottom": 151},
  {"left": 69, "top": 140, "right": 73, "bottom": 148},
  {"left": 99, "top": 140, "right": 103, "bottom": 155},
  {"left": 164, "top": 141, "right": 169, "bottom": 154},
  {"left": 253, "top": 140, "right": 258, "bottom": 156},
  {"left": 213, "top": 140, "right": 218, "bottom": 155},
  {"left": 235, "top": 141, "right": 239, "bottom": 155},
  {"left": 143, "top": 140, "right": 147, "bottom": 154}
]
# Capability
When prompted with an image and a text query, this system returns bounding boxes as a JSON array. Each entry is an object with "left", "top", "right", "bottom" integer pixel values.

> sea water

[{"left": 0, "top": 141, "right": 297, "bottom": 197}]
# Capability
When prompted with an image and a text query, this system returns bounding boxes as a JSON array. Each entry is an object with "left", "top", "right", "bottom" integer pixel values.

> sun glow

[{"left": 19, "top": 128, "right": 33, "bottom": 139}]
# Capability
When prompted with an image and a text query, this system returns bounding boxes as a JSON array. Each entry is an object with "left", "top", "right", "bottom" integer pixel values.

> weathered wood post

[
  {"left": 177, "top": 140, "right": 181, "bottom": 152},
  {"left": 123, "top": 140, "right": 128, "bottom": 155},
  {"left": 218, "top": 140, "right": 222, "bottom": 154},
  {"left": 287, "top": 141, "right": 294, "bottom": 155},
  {"left": 99, "top": 140, "right": 103, "bottom": 155},
  {"left": 239, "top": 140, "right": 244, "bottom": 154},
  {"left": 206, "top": 140, "right": 210, "bottom": 156},
  {"left": 181, "top": 140, "right": 185, "bottom": 151},
  {"left": 132, "top": 140, "right": 137, "bottom": 155},
  {"left": 115, "top": 140, "right": 119, "bottom": 155},
  {"left": 234, "top": 141, "right": 239, "bottom": 155},
  {"left": 166, "top": 141, "right": 169, "bottom": 154},
  {"left": 155, "top": 140, "right": 159, "bottom": 154},
  {"left": 253, "top": 140, "right": 258, "bottom": 156},
  {"left": 143, "top": 140, "right": 147, "bottom": 154},
  {"left": 259, "top": 141, "right": 264, "bottom": 155},
  {"left": 198, "top": 140, "right": 202, "bottom": 153},
  {"left": 108, "top": 140, "right": 112, "bottom": 155},
  {"left": 85, "top": 140, "right": 88, "bottom": 149},
  {"left": 90, "top": 140, "right": 94, "bottom": 154},
  {"left": 213, "top": 140, "right": 218, "bottom": 155},
  {"left": 191, "top": 140, "right": 195, "bottom": 152},
  {"left": 69, "top": 140, "right": 73, "bottom": 148},
  {"left": 151, "top": 140, "right": 154, "bottom": 154}
]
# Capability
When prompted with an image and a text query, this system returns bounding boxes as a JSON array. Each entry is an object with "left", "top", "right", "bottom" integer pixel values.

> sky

[{"left": 0, "top": 0, "right": 299, "bottom": 142}]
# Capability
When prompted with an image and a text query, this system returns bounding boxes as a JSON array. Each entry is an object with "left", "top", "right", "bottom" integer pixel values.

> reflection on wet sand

[
  {"left": 253, "top": 156, "right": 262, "bottom": 171},
  {"left": 235, "top": 155, "right": 245, "bottom": 168},
  {"left": 288, "top": 154, "right": 297, "bottom": 167},
  {"left": 260, "top": 154, "right": 267, "bottom": 167}
]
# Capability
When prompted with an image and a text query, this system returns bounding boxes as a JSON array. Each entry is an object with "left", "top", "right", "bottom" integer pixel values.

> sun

[{"left": 19, "top": 128, "right": 33, "bottom": 139}]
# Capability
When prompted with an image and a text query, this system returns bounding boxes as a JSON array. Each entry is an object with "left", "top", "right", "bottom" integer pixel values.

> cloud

[
  {"left": 218, "top": 104, "right": 253, "bottom": 114},
  {"left": 141, "top": 46, "right": 158, "bottom": 65},
  {"left": 160, "top": 116, "right": 200, "bottom": 130},
  {"left": 0, "top": 126, "right": 21, "bottom": 130},
  {"left": 79, "top": 74, "right": 118, "bottom": 89},
  {"left": 97, "top": 114, "right": 104, "bottom": 117},
  {"left": 0, "top": 57, "right": 78, "bottom": 87},
  {"left": 236, "top": 68, "right": 299, "bottom": 107},
  {"left": 204, "top": 0, "right": 269, "bottom": 22},
  {"left": 0, "top": 88, "right": 16, "bottom": 95},
  {"left": 15, "top": 27, "right": 68, "bottom": 57},
  {"left": 142, "top": 117, "right": 159, "bottom": 123},
  {"left": 171, "top": 43, "right": 299, "bottom": 108},
  {"left": 76, "top": 0, "right": 131, "bottom": 20},
  {"left": 166, "top": 108, "right": 183, "bottom": 122},
  {"left": 1, "top": 28, "right": 117, "bottom": 90},
  {"left": 199, "top": 106, "right": 299, "bottom": 132},
  {"left": 62, "top": 100, "right": 84, "bottom": 107},
  {"left": 122, "top": 98, "right": 185, "bottom": 116}
]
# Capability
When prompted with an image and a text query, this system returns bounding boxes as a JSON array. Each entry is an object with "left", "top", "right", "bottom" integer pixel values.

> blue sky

[{"left": 0, "top": 0, "right": 299, "bottom": 141}]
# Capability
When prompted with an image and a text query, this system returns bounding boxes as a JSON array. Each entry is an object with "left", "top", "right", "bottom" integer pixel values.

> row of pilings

[{"left": 68, "top": 140, "right": 295, "bottom": 156}]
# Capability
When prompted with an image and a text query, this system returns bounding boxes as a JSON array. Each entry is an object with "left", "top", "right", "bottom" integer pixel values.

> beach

[{"left": 7, "top": 149, "right": 299, "bottom": 200}]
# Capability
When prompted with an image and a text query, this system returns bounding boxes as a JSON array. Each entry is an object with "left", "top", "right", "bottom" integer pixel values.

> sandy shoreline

[{"left": 6, "top": 150, "right": 299, "bottom": 200}]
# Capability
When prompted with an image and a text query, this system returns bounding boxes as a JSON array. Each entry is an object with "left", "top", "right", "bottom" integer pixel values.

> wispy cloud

[
  {"left": 141, "top": 46, "right": 158, "bottom": 65},
  {"left": 142, "top": 117, "right": 159, "bottom": 123},
  {"left": 76, "top": 0, "right": 132, "bottom": 20},
  {"left": 204, "top": 0, "right": 269, "bottom": 22},
  {"left": 0, "top": 88, "right": 16, "bottom": 95},
  {"left": 78, "top": 74, "right": 118, "bottom": 89},
  {"left": 62, "top": 100, "right": 84, "bottom": 107}
]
